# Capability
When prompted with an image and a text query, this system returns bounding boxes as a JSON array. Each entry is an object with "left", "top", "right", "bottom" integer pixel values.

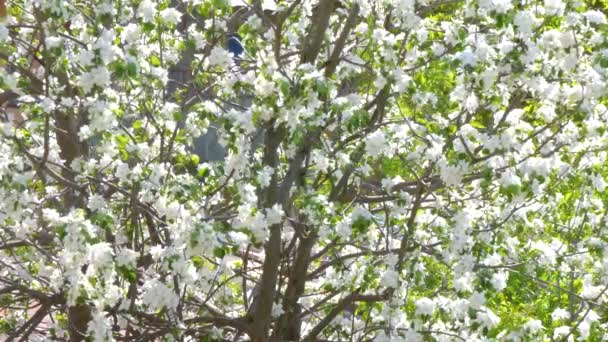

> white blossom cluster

[{"left": 1, "top": 0, "right": 608, "bottom": 341}]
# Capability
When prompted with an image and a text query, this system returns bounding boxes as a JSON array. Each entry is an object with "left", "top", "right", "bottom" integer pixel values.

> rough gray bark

[{"left": 248, "top": 125, "right": 285, "bottom": 342}]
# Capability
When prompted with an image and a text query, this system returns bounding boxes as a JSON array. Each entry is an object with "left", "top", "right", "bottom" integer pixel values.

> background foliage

[{"left": 1, "top": 0, "right": 608, "bottom": 341}]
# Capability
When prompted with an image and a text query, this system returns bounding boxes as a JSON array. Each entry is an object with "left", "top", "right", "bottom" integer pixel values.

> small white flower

[
  {"left": 482, "top": 253, "right": 502, "bottom": 266},
  {"left": 160, "top": 8, "right": 181, "bottom": 25},
  {"left": 464, "top": 92, "right": 478, "bottom": 113},
  {"left": 256, "top": 78, "right": 275, "bottom": 97},
  {"left": 228, "top": 231, "right": 249, "bottom": 246},
  {"left": 374, "top": 74, "right": 387, "bottom": 89},
  {"left": 271, "top": 302, "right": 284, "bottom": 318},
  {"left": 520, "top": 157, "right": 552, "bottom": 177},
  {"left": 116, "top": 162, "right": 130, "bottom": 182},
  {"left": 335, "top": 219, "right": 352, "bottom": 240},
  {"left": 208, "top": 46, "right": 232, "bottom": 67},
  {"left": 78, "top": 66, "right": 111, "bottom": 93},
  {"left": 553, "top": 326, "right": 570, "bottom": 339},
  {"left": 523, "top": 319, "right": 544, "bottom": 333},
  {"left": 45, "top": 36, "right": 63, "bottom": 49},
  {"left": 0, "top": 24, "right": 8, "bottom": 43},
  {"left": 365, "top": 130, "right": 386, "bottom": 157},
  {"left": 514, "top": 11, "right": 536, "bottom": 34},
  {"left": 439, "top": 160, "right": 468, "bottom": 186},
  {"left": 87, "top": 311, "right": 112, "bottom": 342},
  {"left": 248, "top": 212, "right": 268, "bottom": 242},
  {"left": 457, "top": 48, "right": 478, "bottom": 67},
  {"left": 2, "top": 72, "right": 19, "bottom": 93},
  {"left": 265, "top": 204, "right": 284, "bottom": 226},
  {"left": 584, "top": 10, "right": 607, "bottom": 25},
  {"left": 499, "top": 169, "right": 521, "bottom": 187},
  {"left": 490, "top": 272, "right": 507, "bottom": 291},
  {"left": 142, "top": 279, "right": 179, "bottom": 311},
  {"left": 379, "top": 269, "right": 399, "bottom": 288},
  {"left": 77, "top": 49, "right": 95, "bottom": 67},
  {"left": 150, "top": 245, "right": 166, "bottom": 261},
  {"left": 161, "top": 102, "right": 180, "bottom": 120},
  {"left": 415, "top": 297, "right": 436, "bottom": 316},
  {"left": 532, "top": 240, "right": 557, "bottom": 265},
  {"left": 544, "top": 0, "right": 565, "bottom": 16},
  {"left": 160, "top": 200, "right": 181, "bottom": 221},
  {"left": 551, "top": 307, "right": 569, "bottom": 320},
  {"left": 581, "top": 274, "right": 603, "bottom": 299},
  {"left": 87, "top": 194, "right": 105, "bottom": 212},
  {"left": 430, "top": 42, "right": 446, "bottom": 57},
  {"left": 492, "top": 0, "right": 513, "bottom": 13},
  {"left": 116, "top": 248, "right": 138, "bottom": 268},
  {"left": 477, "top": 309, "right": 500, "bottom": 329},
  {"left": 351, "top": 205, "right": 372, "bottom": 220},
  {"left": 87, "top": 242, "right": 114, "bottom": 268},
  {"left": 40, "top": 97, "right": 56, "bottom": 114},
  {"left": 257, "top": 166, "right": 274, "bottom": 188},
  {"left": 191, "top": 31, "right": 206, "bottom": 49},
  {"left": 537, "top": 104, "right": 556, "bottom": 121},
  {"left": 121, "top": 23, "right": 141, "bottom": 44},
  {"left": 138, "top": 0, "right": 156, "bottom": 22},
  {"left": 468, "top": 291, "right": 486, "bottom": 310},
  {"left": 592, "top": 174, "right": 606, "bottom": 192},
  {"left": 404, "top": 330, "right": 420, "bottom": 341},
  {"left": 578, "top": 321, "right": 591, "bottom": 340}
]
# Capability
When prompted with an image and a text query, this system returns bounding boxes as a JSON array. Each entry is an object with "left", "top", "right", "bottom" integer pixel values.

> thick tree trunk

[
  {"left": 276, "top": 236, "right": 315, "bottom": 340},
  {"left": 55, "top": 109, "right": 89, "bottom": 341},
  {"left": 248, "top": 126, "right": 284, "bottom": 341}
]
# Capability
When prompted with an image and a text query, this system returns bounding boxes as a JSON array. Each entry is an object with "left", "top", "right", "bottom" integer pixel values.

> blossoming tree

[{"left": 1, "top": 0, "right": 608, "bottom": 341}]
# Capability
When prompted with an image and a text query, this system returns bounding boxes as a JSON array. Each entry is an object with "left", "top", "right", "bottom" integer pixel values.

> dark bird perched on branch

[{"left": 227, "top": 33, "right": 244, "bottom": 58}]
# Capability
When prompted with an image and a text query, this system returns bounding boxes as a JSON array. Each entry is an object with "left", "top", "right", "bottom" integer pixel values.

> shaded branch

[{"left": 302, "top": 292, "right": 388, "bottom": 342}]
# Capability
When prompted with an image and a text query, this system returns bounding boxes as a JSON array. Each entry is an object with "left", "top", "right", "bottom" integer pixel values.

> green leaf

[
  {"left": 213, "top": 247, "right": 227, "bottom": 258},
  {"left": 127, "top": 62, "right": 138, "bottom": 77},
  {"left": 173, "top": 111, "right": 183, "bottom": 121},
  {"left": 150, "top": 55, "right": 161, "bottom": 67},
  {"left": 471, "top": 119, "right": 486, "bottom": 129},
  {"left": 118, "top": 266, "right": 137, "bottom": 282}
]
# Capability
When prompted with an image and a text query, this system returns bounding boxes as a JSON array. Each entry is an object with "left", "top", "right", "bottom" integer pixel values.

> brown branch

[
  {"left": 248, "top": 124, "right": 285, "bottom": 341},
  {"left": 302, "top": 292, "right": 388, "bottom": 342},
  {"left": 0, "top": 0, "right": 6, "bottom": 18},
  {"left": 396, "top": 170, "right": 429, "bottom": 272},
  {"left": 0, "top": 240, "right": 30, "bottom": 250},
  {"left": 301, "top": 0, "right": 337, "bottom": 64},
  {"left": 307, "top": 249, "right": 397, "bottom": 280},
  {"left": 324, "top": 4, "right": 359, "bottom": 77},
  {"left": 6, "top": 303, "right": 50, "bottom": 342},
  {"left": 275, "top": 233, "right": 315, "bottom": 340}
]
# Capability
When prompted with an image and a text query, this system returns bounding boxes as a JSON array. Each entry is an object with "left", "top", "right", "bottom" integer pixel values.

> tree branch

[{"left": 302, "top": 292, "right": 388, "bottom": 342}]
